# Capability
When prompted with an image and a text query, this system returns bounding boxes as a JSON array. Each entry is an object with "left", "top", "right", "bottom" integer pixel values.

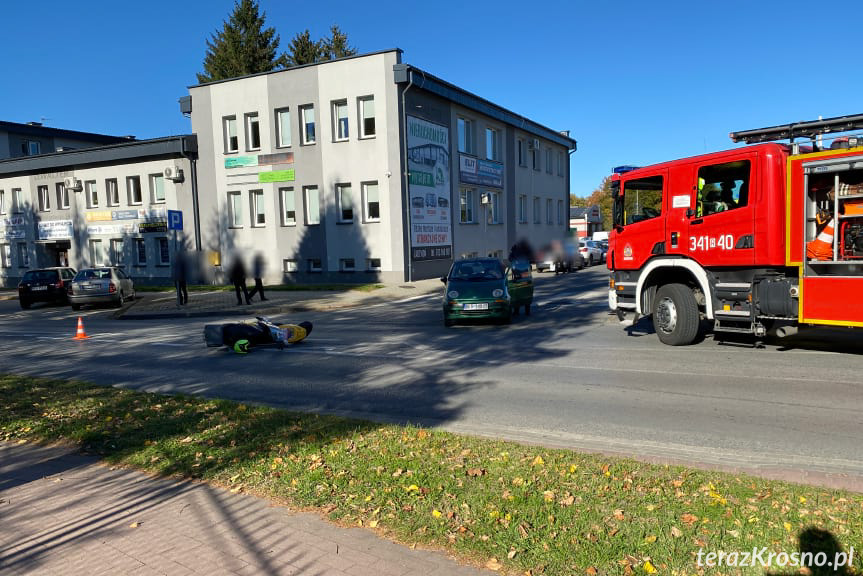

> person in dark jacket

[
  {"left": 247, "top": 253, "right": 268, "bottom": 301},
  {"left": 229, "top": 256, "right": 251, "bottom": 305},
  {"left": 172, "top": 250, "right": 189, "bottom": 306}
]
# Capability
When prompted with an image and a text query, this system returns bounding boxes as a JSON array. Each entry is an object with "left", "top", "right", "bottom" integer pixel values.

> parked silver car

[
  {"left": 579, "top": 239, "right": 604, "bottom": 266},
  {"left": 68, "top": 267, "right": 136, "bottom": 310}
]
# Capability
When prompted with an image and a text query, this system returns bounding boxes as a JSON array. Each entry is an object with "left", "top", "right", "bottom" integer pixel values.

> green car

[{"left": 441, "top": 258, "right": 534, "bottom": 327}]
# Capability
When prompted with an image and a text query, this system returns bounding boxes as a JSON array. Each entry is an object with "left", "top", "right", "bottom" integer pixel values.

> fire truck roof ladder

[{"left": 729, "top": 113, "right": 863, "bottom": 145}]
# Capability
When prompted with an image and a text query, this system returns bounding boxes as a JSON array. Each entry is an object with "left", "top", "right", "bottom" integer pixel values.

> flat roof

[{"left": 0, "top": 120, "right": 134, "bottom": 144}]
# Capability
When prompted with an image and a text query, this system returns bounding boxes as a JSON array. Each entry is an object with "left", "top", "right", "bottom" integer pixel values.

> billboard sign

[{"left": 407, "top": 116, "right": 452, "bottom": 261}]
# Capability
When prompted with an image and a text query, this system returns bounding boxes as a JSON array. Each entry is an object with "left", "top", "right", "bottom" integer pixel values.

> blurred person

[
  {"left": 247, "top": 253, "right": 268, "bottom": 301},
  {"left": 229, "top": 255, "right": 251, "bottom": 305},
  {"left": 172, "top": 249, "right": 189, "bottom": 306}
]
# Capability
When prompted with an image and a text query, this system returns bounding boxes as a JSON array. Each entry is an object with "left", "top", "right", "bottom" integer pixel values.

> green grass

[
  {"left": 134, "top": 283, "right": 384, "bottom": 293},
  {"left": 2, "top": 374, "right": 860, "bottom": 575}
]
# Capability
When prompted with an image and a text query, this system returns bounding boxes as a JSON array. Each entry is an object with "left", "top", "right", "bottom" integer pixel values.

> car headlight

[
  {"left": 447, "top": 290, "right": 459, "bottom": 299},
  {"left": 492, "top": 289, "right": 503, "bottom": 298}
]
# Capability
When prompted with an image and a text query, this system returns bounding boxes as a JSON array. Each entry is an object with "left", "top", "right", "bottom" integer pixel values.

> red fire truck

[{"left": 608, "top": 113, "right": 863, "bottom": 345}]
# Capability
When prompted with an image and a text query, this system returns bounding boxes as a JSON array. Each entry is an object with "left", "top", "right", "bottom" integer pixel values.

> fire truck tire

[{"left": 653, "top": 283, "right": 699, "bottom": 346}]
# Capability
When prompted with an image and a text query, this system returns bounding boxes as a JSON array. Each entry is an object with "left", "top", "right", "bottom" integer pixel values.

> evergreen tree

[
  {"left": 285, "top": 29, "right": 323, "bottom": 67},
  {"left": 197, "top": 0, "right": 283, "bottom": 83},
  {"left": 321, "top": 25, "right": 357, "bottom": 60}
]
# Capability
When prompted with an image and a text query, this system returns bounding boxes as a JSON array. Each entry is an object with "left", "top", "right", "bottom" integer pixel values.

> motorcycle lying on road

[{"left": 204, "top": 316, "right": 313, "bottom": 354}]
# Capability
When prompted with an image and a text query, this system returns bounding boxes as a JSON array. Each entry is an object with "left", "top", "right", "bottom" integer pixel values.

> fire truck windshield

[{"left": 614, "top": 175, "right": 663, "bottom": 227}]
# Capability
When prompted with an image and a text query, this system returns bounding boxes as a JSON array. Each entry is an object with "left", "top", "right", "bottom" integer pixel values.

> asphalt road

[{"left": 2, "top": 266, "right": 862, "bottom": 488}]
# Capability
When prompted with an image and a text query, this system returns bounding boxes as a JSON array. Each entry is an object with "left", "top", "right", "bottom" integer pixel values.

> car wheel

[
  {"left": 444, "top": 317, "right": 454, "bottom": 327},
  {"left": 20, "top": 299, "right": 31, "bottom": 310},
  {"left": 653, "top": 283, "right": 700, "bottom": 346},
  {"left": 117, "top": 291, "right": 126, "bottom": 307}
]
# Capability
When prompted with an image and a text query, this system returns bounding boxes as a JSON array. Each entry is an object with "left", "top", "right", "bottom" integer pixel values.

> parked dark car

[
  {"left": 17, "top": 267, "right": 77, "bottom": 309},
  {"left": 68, "top": 267, "right": 136, "bottom": 310}
]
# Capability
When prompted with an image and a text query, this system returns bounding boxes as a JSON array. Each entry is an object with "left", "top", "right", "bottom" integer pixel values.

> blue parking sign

[{"left": 168, "top": 210, "right": 183, "bottom": 231}]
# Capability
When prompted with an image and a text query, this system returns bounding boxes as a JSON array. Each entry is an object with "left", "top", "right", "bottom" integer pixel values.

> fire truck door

[
  {"left": 613, "top": 171, "right": 666, "bottom": 270},
  {"left": 684, "top": 158, "right": 755, "bottom": 266}
]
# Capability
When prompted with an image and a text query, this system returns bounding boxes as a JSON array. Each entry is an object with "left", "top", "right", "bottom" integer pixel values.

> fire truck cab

[{"left": 609, "top": 113, "right": 863, "bottom": 345}]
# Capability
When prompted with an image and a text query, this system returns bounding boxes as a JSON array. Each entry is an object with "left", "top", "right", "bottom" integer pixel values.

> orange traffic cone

[
  {"left": 74, "top": 317, "right": 89, "bottom": 340},
  {"left": 807, "top": 218, "right": 835, "bottom": 261}
]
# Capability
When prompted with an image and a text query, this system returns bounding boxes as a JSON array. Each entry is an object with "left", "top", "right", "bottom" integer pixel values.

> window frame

[
  {"left": 56, "top": 183, "right": 69, "bottom": 210},
  {"left": 275, "top": 107, "right": 292, "bottom": 148},
  {"left": 150, "top": 174, "right": 166, "bottom": 204},
  {"left": 279, "top": 187, "right": 296, "bottom": 226},
  {"left": 37, "top": 185, "right": 50, "bottom": 212},
  {"left": 223, "top": 116, "right": 239, "bottom": 153},
  {"left": 362, "top": 181, "right": 380, "bottom": 222},
  {"left": 283, "top": 258, "right": 298, "bottom": 273},
  {"left": 300, "top": 105, "right": 316, "bottom": 145},
  {"left": 358, "top": 96, "right": 376, "bottom": 138},
  {"left": 0, "top": 190, "right": 5, "bottom": 215},
  {"left": 489, "top": 191, "right": 501, "bottom": 224},
  {"left": 336, "top": 183, "right": 353, "bottom": 223},
  {"left": 228, "top": 191, "right": 243, "bottom": 228},
  {"left": 307, "top": 258, "right": 322, "bottom": 273},
  {"left": 458, "top": 117, "right": 474, "bottom": 154},
  {"left": 366, "top": 257, "right": 381, "bottom": 271},
  {"left": 459, "top": 188, "right": 475, "bottom": 224},
  {"left": 304, "top": 185, "right": 321, "bottom": 225},
  {"left": 12, "top": 188, "right": 22, "bottom": 213},
  {"left": 110, "top": 238, "right": 125, "bottom": 266},
  {"left": 0, "top": 243, "right": 11, "bottom": 268},
  {"left": 245, "top": 112, "right": 261, "bottom": 151},
  {"left": 127, "top": 176, "right": 142, "bottom": 205},
  {"left": 85, "top": 180, "right": 99, "bottom": 209},
  {"left": 250, "top": 189, "right": 266, "bottom": 227},
  {"left": 517, "top": 139, "right": 526, "bottom": 167},
  {"left": 157, "top": 237, "right": 170, "bottom": 265},
  {"left": 533, "top": 196, "right": 541, "bottom": 224},
  {"left": 546, "top": 148, "right": 553, "bottom": 174},
  {"left": 518, "top": 194, "right": 528, "bottom": 223},
  {"left": 339, "top": 258, "right": 356, "bottom": 272},
  {"left": 546, "top": 198, "right": 553, "bottom": 224},
  {"left": 105, "top": 178, "right": 119, "bottom": 207},
  {"left": 332, "top": 99, "right": 349, "bottom": 141},
  {"left": 17, "top": 242, "right": 29, "bottom": 268},
  {"left": 134, "top": 238, "right": 147, "bottom": 266},
  {"left": 88, "top": 238, "right": 103, "bottom": 267},
  {"left": 486, "top": 127, "right": 499, "bottom": 161}
]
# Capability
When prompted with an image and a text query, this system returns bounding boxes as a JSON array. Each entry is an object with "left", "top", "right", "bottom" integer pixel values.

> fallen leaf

[
  {"left": 670, "top": 526, "right": 682, "bottom": 538},
  {"left": 432, "top": 509, "right": 442, "bottom": 518},
  {"left": 486, "top": 558, "right": 503, "bottom": 571},
  {"left": 586, "top": 567, "right": 598, "bottom": 576},
  {"left": 644, "top": 535, "right": 657, "bottom": 543},
  {"left": 368, "top": 520, "right": 378, "bottom": 528},
  {"left": 643, "top": 560, "right": 657, "bottom": 573},
  {"left": 129, "top": 522, "right": 139, "bottom": 528},
  {"left": 466, "top": 468, "right": 486, "bottom": 477},
  {"left": 507, "top": 547, "right": 517, "bottom": 559},
  {"left": 532, "top": 456, "right": 545, "bottom": 467},
  {"left": 613, "top": 509, "right": 625, "bottom": 520},
  {"left": 681, "top": 513, "right": 699, "bottom": 525}
]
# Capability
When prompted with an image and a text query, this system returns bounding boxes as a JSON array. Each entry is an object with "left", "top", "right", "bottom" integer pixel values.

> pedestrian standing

[
  {"left": 172, "top": 250, "right": 189, "bottom": 306},
  {"left": 247, "top": 253, "right": 268, "bottom": 301},
  {"left": 229, "top": 256, "right": 251, "bottom": 305}
]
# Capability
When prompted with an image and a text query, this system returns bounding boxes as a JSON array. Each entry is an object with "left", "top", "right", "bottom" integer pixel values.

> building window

[
  {"left": 337, "top": 183, "right": 353, "bottom": 222},
  {"left": 0, "top": 190, "right": 5, "bottom": 214},
  {"left": 518, "top": 194, "right": 527, "bottom": 223},
  {"left": 106, "top": 179, "right": 119, "bottom": 206},
  {"left": 458, "top": 117, "right": 473, "bottom": 154},
  {"left": 245, "top": 112, "right": 261, "bottom": 150},
  {"left": 532, "top": 146, "right": 540, "bottom": 171},
  {"left": 546, "top": 149, "right": 553, "bottom": 174},
  {"left": 534, "top": 197, "right": 541, "bottom": 224},
  {"left": 151, "top": 174, "right": 165, "bottom": 203},
  {"left": 517, "top": 139, "right": 526, "bottom": 167},
  {"left": 228, "top": 191, "right": 242, "bottom": 227},
  {"left": 55, "top": 183, "right": 69, "bottom": 210},
  {"left": 459, "top": 188, "right": 475, "bottom": 223},
  {"left": 89, "top": 239, "right": 103, "bottom": 266},
  {"left": 224, "top": 116, "right": 238, "bottom": 153},
  {"left": 251, "top": 189, "right": 266, "bottom": 226},
  {"left": 276, "top": 108, "right": 291, "bottom": 148},
  {"left": 280, "top": 187, "right": 296, "bottom": 225},
  {"left": 307, "top": 258, "right": 322, "bottom": 272},
  {"left": 127, "top": 176, "right": 142, "bottom": 205},
  {"left": 366, "top": 257, "right": 381, "bottom": 271},
  {"left": 333, "top": 100, "right": 349, "bottom": 141},
  {"left": 23, "top": 140, "right": 41, "bottom": 155},
  {"left": 558, "top": 151, "right": 565, "bottom": 176},
  {"left": 12, "top": 189, "right": 23, "bottom": 213},
  {"left": 557, "top": 200, "right": 564, "bottom": 225},
  {"left": 362, "top": 181, "right": 380, "bottom": 222},
  {"left": 358, "top": 96, "right": 375, "bottom": 138},
  {"left": 305, "top": 186, "right": 320, "bottom": 225},
  {"left": 340, "top": 258, "right": 355, "bottom": 272},
  {"left": 110, "top": 238, "right": 125, "bottom": 266},
  {"left": 283, "top": 259, "right": 297, "bottom": 273},
  {"left": 0, "top": 244, "right": 10, "bottom": 268},
  {"left": 486, "top": 128, "right": 499, "bottom": 161},
  {"left": 18, "top": 242, "right": 29, "bottom": 267},
  {"left": 546, "top": 199, "right": 553, "bottom": 224},
  {"left": 489, "top": 192, "right": 501, "bottom": 224},
  {"left": 38, "top": 185, "right": 50, "bottom": 212},
  {"left": 158, "top": 237, "right": 170, "bottom": 265},
  {"left": 85, "top": 180, "right": 98, "bottom": 208},
  {"left": 300, "top": 105, "right": 316, "bottom": 145},
  {"left": 135, "top": 238, "right": 147, "bottom": 265}
]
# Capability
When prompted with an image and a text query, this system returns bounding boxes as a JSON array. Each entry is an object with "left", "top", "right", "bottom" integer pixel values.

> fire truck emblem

[{"left": 623, "top": 243, "right": 633, "bottom": 260}]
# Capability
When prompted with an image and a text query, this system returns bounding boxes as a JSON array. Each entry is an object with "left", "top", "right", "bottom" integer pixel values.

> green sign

[
  {"left": 409, "top": 171, "right": 435, "bottom": 187},
  {"left": 225, "top": 156, "right": 258, "bottom": 168},
  {"left": 259, "top": 170, "right": 296, "bottom": 183}
]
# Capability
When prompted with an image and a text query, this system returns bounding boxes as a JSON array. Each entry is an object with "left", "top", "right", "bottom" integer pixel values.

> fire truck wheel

[{"left": 653, "top": 283, "right": 699, "bottom": 346}]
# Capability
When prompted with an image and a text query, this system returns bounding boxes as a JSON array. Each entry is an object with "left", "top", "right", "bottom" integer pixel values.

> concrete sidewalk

[
  {"left": 0, "top": 442, "right": 492, "bottom": 576},
  {"left": 118, "top": 279, "right": 443, "bottom": 320}
]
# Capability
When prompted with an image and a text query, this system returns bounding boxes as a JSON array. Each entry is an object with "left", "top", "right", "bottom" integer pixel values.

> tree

[
  {"left": 197, "top": 0, "right": 283, "bottom": 83},
  {"left": 284, "top": 29, "right": 322, "bottom": 67},
  {"left": 321, "top": 25, "right": 357, "bottom": 60},
  {"left": 585, "top": 176, "right": 615, "bottom": 231}
]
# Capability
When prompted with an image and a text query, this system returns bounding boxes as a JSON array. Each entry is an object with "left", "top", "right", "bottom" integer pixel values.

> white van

[{"left": 592, "top": 231, "right": 609, "bottom": 242}]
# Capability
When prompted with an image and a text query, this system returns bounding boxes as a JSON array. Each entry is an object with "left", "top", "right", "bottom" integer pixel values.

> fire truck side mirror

[{"left": 685, "top": 208, "right": 695, "bottom": 218}]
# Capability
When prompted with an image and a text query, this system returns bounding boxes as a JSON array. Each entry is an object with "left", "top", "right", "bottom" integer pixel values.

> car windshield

[
  {"left": 451, "top": 261, "right": 503, "bottom": 281},
  {"left": 75, "top": 268, "right": 112, "bottom": 280},
  {"left": 23, "top": 270, "right": 58, "bottom": 282}
]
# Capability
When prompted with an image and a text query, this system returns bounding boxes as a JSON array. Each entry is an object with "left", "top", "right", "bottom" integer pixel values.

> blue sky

[{"left": 4, "top": 1, "right": 863, "bottom": 197}]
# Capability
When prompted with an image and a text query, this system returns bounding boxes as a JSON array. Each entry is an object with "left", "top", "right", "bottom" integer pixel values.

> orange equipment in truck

[{"left": 608, "top": 113, "right": 863, "bottom": 345}]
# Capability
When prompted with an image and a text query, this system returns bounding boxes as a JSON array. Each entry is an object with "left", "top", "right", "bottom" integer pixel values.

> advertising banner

[
  {"left": 258, "top": 170, "right": 296, "bottom": 183},
  {"left": 139, "top": 221, "right": 168, "bottom": 233},
  {"left": 459, "top": 154, "right": 503, "bottom": 188},
  {"left": 225, "top": 156, "right": 259, "bottom": 168},
  {"left": 37, "top": 220, "right": 73, "bottom": 240},
  {"left": 407, "top": 116, "right": 452, "bottom": 261}
]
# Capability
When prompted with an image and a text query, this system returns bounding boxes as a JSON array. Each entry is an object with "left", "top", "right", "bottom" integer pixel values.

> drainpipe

[{"left": 401, "top": 70, "right": 414, "bottom": 282}]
